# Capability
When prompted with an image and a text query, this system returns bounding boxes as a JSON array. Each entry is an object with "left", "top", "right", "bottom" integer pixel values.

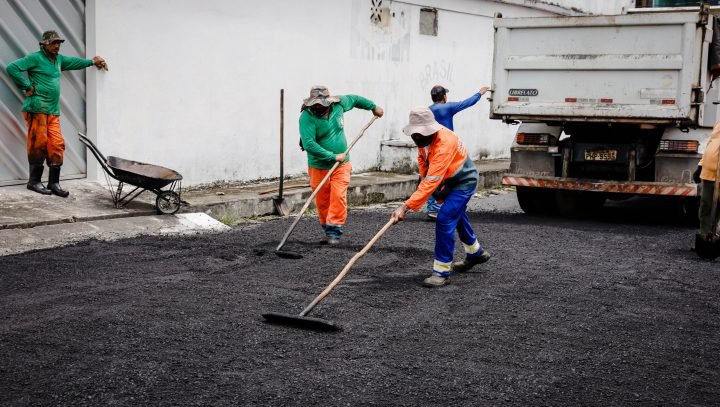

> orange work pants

[
  {"left": 23, "top": 112, "right": 65, "bottom": 166},
  {"left": 308, "top": 162, "right": 352, "bottom": 228}
]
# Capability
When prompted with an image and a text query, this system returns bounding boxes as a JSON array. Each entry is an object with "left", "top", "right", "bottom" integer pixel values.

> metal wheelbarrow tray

[{"left": 78, "top": 133, "right": 184, "bottom": 214}]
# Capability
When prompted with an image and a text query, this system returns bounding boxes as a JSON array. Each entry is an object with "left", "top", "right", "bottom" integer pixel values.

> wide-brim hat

[
  {"left": 303, "top": 85, "right": 340, "bottom": 107},
  {"left": 403, "top": 106, "right": 443, "bottom": 137},
  {"left": 39, "top": 30, "right": 65, "bottom": 45}
]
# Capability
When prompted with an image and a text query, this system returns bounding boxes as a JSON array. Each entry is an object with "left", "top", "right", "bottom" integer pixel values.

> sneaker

[
  {"left": 452, "top": 250, "right": 492, "bottom": 273},
  {"left": 426, "top": 212, "right": 437, "bottom": 222},
  {"left": 422, "top": 275, "right": 450, "bottom": 287},
  {"left": 327, "top": 237, "right": 340, "bottom": 245}
]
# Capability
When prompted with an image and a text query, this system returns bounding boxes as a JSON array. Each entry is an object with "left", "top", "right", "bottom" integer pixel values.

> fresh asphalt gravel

[{"left": 1, "top": 191, "right": 718, "bottom": 406}]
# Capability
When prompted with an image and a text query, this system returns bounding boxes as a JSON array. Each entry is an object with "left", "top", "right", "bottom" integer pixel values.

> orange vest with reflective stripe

[{"left": 405, "top": 128, "right": 475, "bottom": 211}]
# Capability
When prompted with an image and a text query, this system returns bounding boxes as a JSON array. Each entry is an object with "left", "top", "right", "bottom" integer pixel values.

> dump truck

[{"left": 490, "top": 6, "right": 720, "bottom": 215}]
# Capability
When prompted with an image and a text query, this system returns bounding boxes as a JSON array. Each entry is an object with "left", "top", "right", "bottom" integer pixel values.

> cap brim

[
  {"left": 303, "top": 96, "right": 340, "bottom": 107},
  {"left": 402, "top": 122, "right": 443, "bottom": 137}
]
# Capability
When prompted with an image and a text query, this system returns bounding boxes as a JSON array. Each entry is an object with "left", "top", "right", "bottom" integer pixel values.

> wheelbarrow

[{"left": 78, "top": 133, "right": 185, "bottom": 215}]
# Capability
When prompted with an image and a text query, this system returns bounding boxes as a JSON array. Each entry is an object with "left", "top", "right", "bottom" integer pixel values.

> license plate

[{"left": 584, "top": 149, "right": 617, "bottom": 161}]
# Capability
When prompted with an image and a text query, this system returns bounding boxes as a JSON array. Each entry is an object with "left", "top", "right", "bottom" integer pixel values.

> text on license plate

[{"left": 584, "top": 149, "right": 617, "bottom": 161}]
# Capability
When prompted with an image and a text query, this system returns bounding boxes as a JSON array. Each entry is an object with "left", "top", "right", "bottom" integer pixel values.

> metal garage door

[{"left": 0, "top": 0, "right": 87, "bottom": 186}]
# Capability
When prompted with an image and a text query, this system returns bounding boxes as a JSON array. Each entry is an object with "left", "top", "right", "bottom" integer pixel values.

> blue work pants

[{"left": 432, "top": 188, "right": 483, "bottom": 276}]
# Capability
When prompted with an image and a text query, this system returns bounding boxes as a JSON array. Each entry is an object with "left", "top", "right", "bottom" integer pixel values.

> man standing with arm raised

[{"left": 7, "top": 30, "right": 107, "bottom": 197}]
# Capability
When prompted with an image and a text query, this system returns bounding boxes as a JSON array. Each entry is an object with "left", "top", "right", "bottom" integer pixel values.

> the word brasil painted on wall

[{"left": 420, "top": 60, "right": 454, "bottom": 90}]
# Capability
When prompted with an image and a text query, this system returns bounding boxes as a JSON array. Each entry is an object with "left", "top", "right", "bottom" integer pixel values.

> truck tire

[{"left": 516, "top": 187, "right": 555, "bottom": 215}]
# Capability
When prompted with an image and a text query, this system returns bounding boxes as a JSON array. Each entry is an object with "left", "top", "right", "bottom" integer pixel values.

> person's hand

[
  {"left": 391, "top": 203, "right": 408, "bottom": 224},
  {"left": 693, "top": 165, "right": 702, "bottom": 183},
  {"left": 372, "top": 106, "right": 384, "bottom": 117},
  {"left": 24, "top": 85, "right": 35, "bottom": 97},
  {"left": 92, "top": 56, "right": 108, "bottom": 71},
  {"left": 480, "top": 86, "right": 489, "bottom": 95},
  {"left": 335, "top": 153, "right": 347, "bottom": 163}
]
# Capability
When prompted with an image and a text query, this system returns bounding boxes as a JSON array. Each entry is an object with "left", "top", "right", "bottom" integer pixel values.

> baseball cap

[{"left": 430, "top": 85, "right": 448, "bottom": 101}]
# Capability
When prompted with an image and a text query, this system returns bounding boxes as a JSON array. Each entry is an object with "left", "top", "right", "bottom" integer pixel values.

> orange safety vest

[{"left": 406, "top": 128, "right": 474, "bottom": 211}]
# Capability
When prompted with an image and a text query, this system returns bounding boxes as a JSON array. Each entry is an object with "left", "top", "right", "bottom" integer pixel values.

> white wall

[{"left": 89, "top": 0, "right": 610, "bottom": 186}]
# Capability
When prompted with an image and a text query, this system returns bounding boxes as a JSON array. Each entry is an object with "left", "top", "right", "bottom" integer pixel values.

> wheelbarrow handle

[
  {"left": 276, "top": 116, "right": 379, "bottom": 251},
  {"left": 78, "top": 132, "right": 119, "bottom": 181},
  {"left": 77, "top": 132, "right": 108, "bottom": 163}
]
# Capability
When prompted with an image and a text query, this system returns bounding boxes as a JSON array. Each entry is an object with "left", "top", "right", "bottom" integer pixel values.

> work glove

[{"left": 693, "top": 165, "right": 702, "bottom": 183}]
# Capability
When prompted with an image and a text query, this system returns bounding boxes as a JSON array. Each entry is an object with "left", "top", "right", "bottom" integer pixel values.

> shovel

[
  {"left": 274, "top": 115, "right": 379, "bottom": 259},
  {"left": 695, "top": 151, "right": 720, "bottom": 260},
  {"left": 273, "top": 89, "right": 291, "bottom": 216},
  {"left": 264, "top": 218, "right": 394, "bottom": 331}
]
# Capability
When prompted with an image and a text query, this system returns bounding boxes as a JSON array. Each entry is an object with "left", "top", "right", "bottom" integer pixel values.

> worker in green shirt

[
  {"left": 6, "top": 30, "right": 107, "bottom": 197},
  {"left": 299, "top": 85, "right": 383, "bottom": 244}
]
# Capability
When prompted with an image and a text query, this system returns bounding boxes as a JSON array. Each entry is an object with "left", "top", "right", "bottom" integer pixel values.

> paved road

[{"left": 1, "top": 191, "right": 717, "bottom": 406}]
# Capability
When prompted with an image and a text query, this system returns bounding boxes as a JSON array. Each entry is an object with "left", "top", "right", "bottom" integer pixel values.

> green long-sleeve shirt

[
  {"left": 299, "top": 95, "right": 376, "bottom": 169},
  {"left": 6, "top": 50, "right": 94, "bottom": 116}
]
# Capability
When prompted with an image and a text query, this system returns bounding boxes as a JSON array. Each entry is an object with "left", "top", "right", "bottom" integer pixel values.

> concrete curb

[
  {"left": 184, "top": 173, "right": 421, "bottom": 221},
  {"left": 0, "top": 213, "right": 230, "bottom": 257}
]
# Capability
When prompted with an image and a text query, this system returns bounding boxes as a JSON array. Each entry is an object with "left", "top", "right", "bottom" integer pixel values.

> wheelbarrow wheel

[{"left": 156, "top": 191, "right": 181, "bottom": 215}]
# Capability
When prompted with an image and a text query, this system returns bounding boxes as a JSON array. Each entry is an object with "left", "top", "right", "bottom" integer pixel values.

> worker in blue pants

[{"left": 392, "top": 107, "right": 491, "bottom": 287}]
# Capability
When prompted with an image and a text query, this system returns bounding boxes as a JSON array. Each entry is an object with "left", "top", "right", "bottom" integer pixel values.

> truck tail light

[
  {"left": 516, "top": 133, "right": 550, "bottom": 145},
  {"left": 658, "top": 140, "right": 699, "bottom": 153}
]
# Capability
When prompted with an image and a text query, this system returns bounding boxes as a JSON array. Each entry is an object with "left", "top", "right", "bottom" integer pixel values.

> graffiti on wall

[{"left": 420, "top": 60, "right": 454, "bottom": 90}]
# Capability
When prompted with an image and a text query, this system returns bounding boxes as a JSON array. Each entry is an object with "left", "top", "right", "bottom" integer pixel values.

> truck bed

[{"left": 490, "top": 11, "right": 709, "bottom": 124}]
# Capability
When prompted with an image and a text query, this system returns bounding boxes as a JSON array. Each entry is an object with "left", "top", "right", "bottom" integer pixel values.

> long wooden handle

[
  {"left": 276, "top": 116, "right": 379, "bottom": 251},
  {"left": 276, "top": 160, "right": 340, "bottom": 251},
  {"left": 300, "top": 218, "right": 394, "bottom": 316}
]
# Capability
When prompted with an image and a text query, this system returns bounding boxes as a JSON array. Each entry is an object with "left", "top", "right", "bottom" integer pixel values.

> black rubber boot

[
  {"left": 47, "top": 165, "right": 69, "bottom": 197},
  {"left": 26, "top": 164, "right": 52, "bottom": 195}
]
